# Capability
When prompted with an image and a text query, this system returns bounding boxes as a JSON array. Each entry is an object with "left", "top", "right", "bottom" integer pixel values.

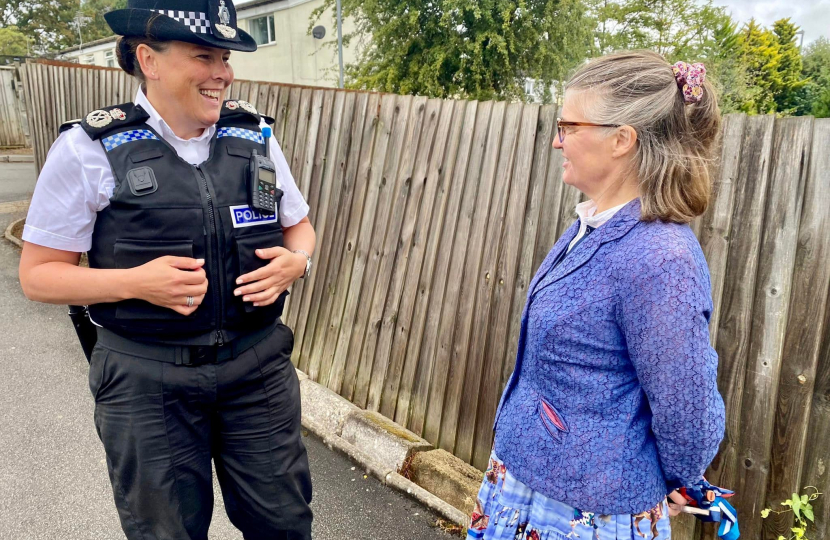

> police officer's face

[{"left": 143, "top": 41, "right": 233, "bottom": 133}]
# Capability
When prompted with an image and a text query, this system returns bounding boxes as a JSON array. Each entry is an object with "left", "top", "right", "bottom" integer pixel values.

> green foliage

[
  {"left": 793, "top": 37, "right": 830, "bottom": 118},
  {"left": 0, "top": 24, "right": 28, "bottom": 56},
  {"left": 586, "top": 0, "right": 730, "bottom": 61},
  {"left": 0, "top": 0, "right": 123, "bottom": 54},
  {"left": 772, "top": 19, "right": 807, "bottom": 114},
  {"left": 734, "top": 19, "right": 782, "bottom": 114},
  {"left": 762, "top": 487, "right": 822, "bottom": 540},
  {"left": 310, "top": 0, "right": 595, "bottom": 102}
]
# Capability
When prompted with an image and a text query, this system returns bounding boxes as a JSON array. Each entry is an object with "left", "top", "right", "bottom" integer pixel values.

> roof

[{"left": 58, "top": 35, "right": 118, "bottom": 55}]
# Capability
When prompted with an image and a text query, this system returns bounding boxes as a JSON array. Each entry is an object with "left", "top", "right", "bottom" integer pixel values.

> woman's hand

[
  {"left": 667, "top": 489, "right": 688, "bottom": 517},
  {"left": 234, "top": 247, "right": 305, "bottom": 307},
  {"left": 130, "top": 256, "right": 209, "bottom": 316}
]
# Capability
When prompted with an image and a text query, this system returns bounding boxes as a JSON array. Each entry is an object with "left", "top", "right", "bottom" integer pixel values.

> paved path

[{"left": 0, "top": 162, "right": 458, "bottom": 539}]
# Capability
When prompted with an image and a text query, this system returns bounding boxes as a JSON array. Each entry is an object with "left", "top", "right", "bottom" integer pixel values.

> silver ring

[{"left": 186, "top": 296, "right": 194, "bottom": 308}]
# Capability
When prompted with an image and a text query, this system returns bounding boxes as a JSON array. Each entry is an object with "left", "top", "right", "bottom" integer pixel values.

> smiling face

[
  {"left": 138, "top": 41, "right": 233, "bottom": 138},
  {"left": 552, "top": 91, "right": 623, "bottom": 199}
]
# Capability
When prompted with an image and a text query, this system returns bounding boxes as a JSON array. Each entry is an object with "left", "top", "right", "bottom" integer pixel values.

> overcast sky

[{"left": 709, "top": 0, "right": 829, "bottom": 44}]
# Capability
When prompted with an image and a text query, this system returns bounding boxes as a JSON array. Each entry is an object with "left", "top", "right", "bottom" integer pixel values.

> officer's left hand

[{"left": 234, "top": 246, "right": 306, "bottom": 306}]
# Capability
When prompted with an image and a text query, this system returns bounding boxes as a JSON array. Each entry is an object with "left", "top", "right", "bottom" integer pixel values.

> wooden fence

[
  {"left": 0, "top": 67, "right": 30, "bottom": 147},
  {"left": 19, "top": 59, "right": 830, "bottom": 540}
]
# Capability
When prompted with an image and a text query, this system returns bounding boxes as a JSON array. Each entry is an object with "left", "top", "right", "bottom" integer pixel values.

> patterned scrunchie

[{"left": 672, "top": 61, "right": 706, "bottom": 104}]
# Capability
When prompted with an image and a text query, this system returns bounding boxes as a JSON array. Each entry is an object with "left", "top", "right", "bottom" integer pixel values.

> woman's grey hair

[{"left": 565, "top": 50, "right": 721, "bottom": 224}]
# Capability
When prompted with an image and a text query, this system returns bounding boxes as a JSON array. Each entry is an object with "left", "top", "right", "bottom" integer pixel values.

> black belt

[{"left": 95, "top": 322, "right": 278, "bottom": 366}]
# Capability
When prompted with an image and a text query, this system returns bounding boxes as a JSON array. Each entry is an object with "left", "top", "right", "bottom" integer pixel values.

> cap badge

[
  {"left": 87, "top": 110, "right": 112, "bottom": 128},
  {"left": 215, "top": 0, "right": 237, "bottom": 38},
  {"left": 110, "top": 108, "right": 126, "bottom": 121},
  {"left": 238, "top": 100, "right": 257, "bottom": 114}
]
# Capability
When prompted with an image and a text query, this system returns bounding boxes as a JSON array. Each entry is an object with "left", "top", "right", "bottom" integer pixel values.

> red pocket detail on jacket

[{"left": 539, "top": 398, "right": 570, "bottom": 442}]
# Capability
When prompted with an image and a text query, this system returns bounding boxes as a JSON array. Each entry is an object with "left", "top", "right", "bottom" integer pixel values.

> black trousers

[{"left": 88, "top": 323, "right": 313, "bottom": 540}]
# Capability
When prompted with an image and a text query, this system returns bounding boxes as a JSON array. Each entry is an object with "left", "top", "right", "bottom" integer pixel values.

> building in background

[{"left": 57, "top": 0, "right": 355, "bottom": 88}]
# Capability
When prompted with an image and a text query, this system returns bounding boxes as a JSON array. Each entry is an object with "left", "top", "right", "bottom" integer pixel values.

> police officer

[{"left": 18, "top": 1, "right": 315, "bottom": 538}]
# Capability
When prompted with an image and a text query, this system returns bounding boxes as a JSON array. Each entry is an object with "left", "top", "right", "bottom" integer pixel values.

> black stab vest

[{"left": 80, "top": 102, "right": 286, "bottom": 344}]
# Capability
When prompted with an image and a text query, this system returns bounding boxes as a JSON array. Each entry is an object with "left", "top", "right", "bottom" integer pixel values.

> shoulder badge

[
  {"left": 238, "top": 100, "right": 257, "bottom": 115},
  {"left": 86, "top": 110, "right": 112, "bottom": 128}
]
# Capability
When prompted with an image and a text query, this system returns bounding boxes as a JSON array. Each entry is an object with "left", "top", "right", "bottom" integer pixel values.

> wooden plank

[
  {"left": 265, "top": 84, "right": 280, "bottom": 120},
  {"left": 303, "top": 93, "right": 366, "bottom": 386},
  {"left": 500, "top": 105, "right": 556, "bottom": 391},
  {"left": 370, "top": 97, "right": 441, "bottom": 415},
  {"left": 702, "top": 116, "right": 776, "bottom": 540},
  {"left": 470, "top": 103, "right": 540, "bottom": 469},
  {"left": 311, "top": 92, "right": 370, "bottom": 388},
  {"left": 337, "top": 95, "right": 408, "bottom": 401},
  {"left": 697, "top": 114, "right": 746, "bottom": 343},
  {"left": 256, "top": 82, "right": 270, "bottom": 112},
  {"left": 802, "top": 238, "right": 830, "bottom": 540},
  {"left": 736, "top": 117, "right": 813, "bottom": 540},
  {"left": 386, "top": 99, "right": 459, "bottom": 423},
  {"left": 273, "top": 85, "right": 291, "bottom": 146},
  {"left": 291, "top": 89, "right": 339, "bottom": 372},
  {"left": 421, "top": 101, "right": 490, "bottom": 444},
  {"left": 287, "top": 90, "right": 334, "bottom": 338},
  {"left": 299, "top": 92, "right": 357, "bottom": 381},
  {"left": 351, "top": 94, "right": 422, "bottom": 409},
  {"left": 0, "top": 71, "right": 12, "bottom": 146},
  {"left": 764, "top": 119, "right": 830, "bottom": 540},
  {"left": 282, "top": 87, "right": 303, "bottom": 168},
  {"left": 532, "top": 106, "right": 565, "bottom": 270},
  {"left": 289, "top": 89, "right": 313, "bottom": 182},
  {"left": 452, "top": 101, "right": 520, "bottom": 462},
  {"left": 246, "top": 81, "right": 259, "bottom": 105},
  {"left": 296, "top": 89, "right": 325, "bottom": 197},
  {"left": 23, "top": 64, "right": 42, "bottom": 171},
  {"left": 407, "top": 100, "right": 476, "bottom": 434},
  {"left": 321, "top": 93, "right": 382, "bottom": 393}
]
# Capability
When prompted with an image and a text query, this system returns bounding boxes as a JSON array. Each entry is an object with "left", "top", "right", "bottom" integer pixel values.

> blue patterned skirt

[{"left": 467, "top": 453, "right": 671, "bottom": 540}]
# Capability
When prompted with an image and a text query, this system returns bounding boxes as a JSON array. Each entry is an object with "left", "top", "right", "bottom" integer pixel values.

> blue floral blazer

[{"left": 493, "top": 198, "right": 725, "bottom": 515}]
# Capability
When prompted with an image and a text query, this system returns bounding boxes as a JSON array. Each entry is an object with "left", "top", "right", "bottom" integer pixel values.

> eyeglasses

[{"left": 556, "top": 118, "right": 622, "bottom": 143}]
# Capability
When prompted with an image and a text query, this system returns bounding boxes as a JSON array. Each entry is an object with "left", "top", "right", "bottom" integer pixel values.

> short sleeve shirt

[{"left": 23, "top": 88, "right": 310, "bottom": 252}]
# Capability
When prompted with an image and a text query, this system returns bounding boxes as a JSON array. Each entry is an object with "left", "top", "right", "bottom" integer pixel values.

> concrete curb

[
  {"left": 0, "top": 154, "right": 34, "bottom": 163},
  {"left": 296, "top": 368, "right": 479, "bottom": 529},
  {"left": 4, "top": 217, "right": 24, "bottom": 248},
  {"left": 2, "top": 221, "right": 479, "bottom": 528}
]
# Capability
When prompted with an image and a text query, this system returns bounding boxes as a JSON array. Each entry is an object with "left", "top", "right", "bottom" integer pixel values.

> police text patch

[{"left": 229, "top": 205, "right": 277, "bottom": 228}]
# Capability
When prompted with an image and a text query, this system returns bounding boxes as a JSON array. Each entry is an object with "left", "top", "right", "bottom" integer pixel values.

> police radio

[{"left": 248, "top": 126, "right": 278, "bottom": 215}]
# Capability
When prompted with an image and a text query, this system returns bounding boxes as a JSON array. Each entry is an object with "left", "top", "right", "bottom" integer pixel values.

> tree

[
  {"left": 794, "top": 37, "right": 830, "bottom": 118},
  {"left": 0, "top": 0, "right": 122, "bottom": 54},
  {"left": 735, "top": 19, "right": 782, "bottom": 114},
  {"left": 0, "top": 25, "right": 28, "bottom": 56},
  {"left": 586, "top": 0, "right": 731, "bottom": 61},
  {"left": 771, "top": 19, "right": 806, "bottom": 114},
  {"left": 310, "top": 0, "right": 595, "bottom": 102},
  {"left": 705, "top": 17, "right": 752, "bottom": 114}
]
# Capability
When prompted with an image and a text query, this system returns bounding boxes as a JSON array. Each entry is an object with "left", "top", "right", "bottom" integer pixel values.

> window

[
  {"left": 248, "top": 14, "right": 275, "bottom": 45},
  {"left": 105, "top": 50, "right": 115, "bottom": 68},
  {"left": 83, "top": 54, "right": 95, "bottom": 65}
]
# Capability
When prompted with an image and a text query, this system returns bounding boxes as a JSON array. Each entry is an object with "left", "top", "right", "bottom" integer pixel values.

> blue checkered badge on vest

[{"left": 229, "top": 205, "right": 277, "bottom": 228}]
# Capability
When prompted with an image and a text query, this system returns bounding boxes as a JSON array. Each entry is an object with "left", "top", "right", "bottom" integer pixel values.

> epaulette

[
  {"left": 59, "top": 119, "right": 82, "bottom": 134},
  {"left": 220, "top": 99, "right": 262, "bottom": 124},
  {"left": 80, "top": 103, "right": 150, "bottom": 141}
]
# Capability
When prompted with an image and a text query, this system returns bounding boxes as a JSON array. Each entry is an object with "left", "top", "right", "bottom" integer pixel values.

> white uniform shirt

[{"left": 23, "top": 88, "right": 309, "bottom": 252}]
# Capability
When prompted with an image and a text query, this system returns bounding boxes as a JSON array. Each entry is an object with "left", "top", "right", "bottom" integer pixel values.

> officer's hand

[
  {"left": 234, "top": 246, "right": 305, "bottom": 306},
  {"left": 133, "top": 256, "right": 209, "bottom": 316}
]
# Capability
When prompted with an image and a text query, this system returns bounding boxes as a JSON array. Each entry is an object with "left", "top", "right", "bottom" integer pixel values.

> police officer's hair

[{"left": 115, "top": 17, "right": 170, "bottom": 82}]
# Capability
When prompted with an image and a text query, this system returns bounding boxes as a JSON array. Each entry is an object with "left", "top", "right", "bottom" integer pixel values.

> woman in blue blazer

[{"left": 468, "top": 51, "right": 726, "bottom": 540}]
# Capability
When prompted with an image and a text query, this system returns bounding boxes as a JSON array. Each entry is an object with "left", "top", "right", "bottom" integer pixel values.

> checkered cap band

[
  {"left": 152, "top": 10, "right": 212, "bottom": 34},
  {"left": 217, "top": 127, "right": 264, "bottom": 144},
  {"left": 102, "top": 130, "right": 159, "bottom": 151}
]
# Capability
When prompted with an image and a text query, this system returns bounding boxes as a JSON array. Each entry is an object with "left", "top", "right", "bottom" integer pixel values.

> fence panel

[{"left": 21, "top": 60, "right": 830, "bottom": 540}]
